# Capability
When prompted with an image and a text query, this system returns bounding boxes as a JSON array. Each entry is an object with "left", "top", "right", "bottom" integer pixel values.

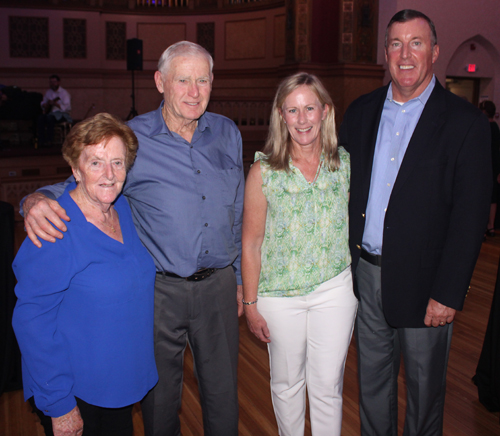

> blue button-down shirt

[
  {"left": 38, "top": 104, "right": 245, "bottom": 283},
  {"left": 362, "top": 76, "right": 435, "bottom": 255}
]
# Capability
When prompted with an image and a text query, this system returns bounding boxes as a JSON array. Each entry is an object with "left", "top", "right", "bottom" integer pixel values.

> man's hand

[
  {"left": 52, "top": 406, "right": 83, "bottom": 436},
  {"left": 23, "top": 192, "right": 70, "bottom": 248},
  {"left": 424, "top": 298, "right": 456, "bottom": 327},
  {"left": 51, "top": 99, "right": 61, "bottom": 110},
  {"left": 237, "top": 285, "right": 244, "bottom": 317}
]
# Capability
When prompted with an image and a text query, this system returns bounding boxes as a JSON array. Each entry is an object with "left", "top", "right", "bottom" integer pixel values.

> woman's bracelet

[{"left": 242, "top": 297, "right": 258, "bottom": 306}]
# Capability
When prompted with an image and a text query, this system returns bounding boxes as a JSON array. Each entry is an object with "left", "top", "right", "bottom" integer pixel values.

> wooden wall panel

[
  {"left": 137, "top": 23, "right": 186, "bottom": 62},
  {"left": 273, "top": 14, "right": 285, "bottom": 58},
  {"left": 225, "top": 18, "right": 266, "bottom": 60}
]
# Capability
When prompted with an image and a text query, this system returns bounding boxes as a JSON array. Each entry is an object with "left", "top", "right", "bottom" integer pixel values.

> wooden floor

[{"left": 2, "top": 235, "right": 500, "bottom": 435}]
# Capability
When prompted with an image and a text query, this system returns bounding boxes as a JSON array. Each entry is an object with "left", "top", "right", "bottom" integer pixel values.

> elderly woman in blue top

[
  {"left": 242, "top": 73, "right": 358, "bottom": 435},
  {"left": 12, "top": 113, "right": 158, "bottom": 436}
]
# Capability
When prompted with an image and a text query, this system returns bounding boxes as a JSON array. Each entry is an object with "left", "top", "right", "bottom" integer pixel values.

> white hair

[{"left": 157, "top": 41, "right": 213, "bottom": 76}]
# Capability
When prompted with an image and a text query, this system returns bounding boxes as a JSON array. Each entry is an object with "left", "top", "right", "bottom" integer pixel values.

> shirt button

[
  {"left": 391, "top": 157, "right": 395, "bottom": 161},
  {"left": 190, "top": 145, "right": 193, "bottom": 148},
  {"left": 197, "top": 170, "right": 201, "bottom": 174},
  {"left": 387, "top": 183, "right": 390, "bottom": 187},
  {"left": 204, "top": 223, "right": 208, "bottom": 227},
  {"left": 402, "top": 109, "right": 406, "bottom": 113},
  {"left": 205, "top": 250, "right": 209, "bottom": 254},
  {"left": 396, "top": 132, "right": 400, "bottom": 136},
  {"left": 202, "top": 196, "right": 206, "bottom": 200}
]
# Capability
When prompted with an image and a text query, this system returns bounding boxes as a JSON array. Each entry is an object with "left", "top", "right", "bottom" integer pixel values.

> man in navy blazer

[{"left": 339, "top": 9, "right": 491, "bottom": 436}]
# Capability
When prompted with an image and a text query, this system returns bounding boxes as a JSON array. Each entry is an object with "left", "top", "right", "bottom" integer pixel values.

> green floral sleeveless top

[{"left": 256, "top": 147, "right": 351, "bottom": 297}]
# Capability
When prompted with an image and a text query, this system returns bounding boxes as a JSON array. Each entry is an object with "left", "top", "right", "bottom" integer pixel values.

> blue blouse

[{"left": 12, "top": 182, "right": 158, "bottom": 417}]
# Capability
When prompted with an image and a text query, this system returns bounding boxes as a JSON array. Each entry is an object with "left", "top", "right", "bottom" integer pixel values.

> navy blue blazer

[{"left": 340, "top": 79, "right": 491, "bottom": 328}]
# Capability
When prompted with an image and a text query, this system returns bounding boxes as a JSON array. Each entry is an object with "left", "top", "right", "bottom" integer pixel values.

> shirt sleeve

[
  {"left": 19, "top": 176, "right": 75, "bottom": 218},
  {"left": 12, "top": 235, "right": 78, "bottom": 417},
  {"left": 58, "top": 89, "right": 71, "bottom": 113},
  {"left": 232, "top": 130, "right": 245, "bottom": 285},
  {"left": 341, "top": 147, "right": 351, "bottom": 187},
  {"left": 40, "top": 90, "right": 50, "bottom": 108},
  {"left": 430, "top": 112, "right": 491, "bottom": 309}
]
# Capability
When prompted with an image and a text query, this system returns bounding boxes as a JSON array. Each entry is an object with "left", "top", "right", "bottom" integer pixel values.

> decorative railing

[
  {"left": 207, "top": 99, "right": 272, "bottom": 129},
  {"left": 227, "top": 0, "right": 267, "bottom": 3},
  {"left": 133, "top": 0, "right": 282, "bottom": 10},
  {"left": 0, "top": 0, "right": 283, "bottom": 12},
  {"left": 136, "top": 0, "right": 271, "bottom": 5},
  {"left": 135, "top": 0, "right": 188, "bottom": 7}
]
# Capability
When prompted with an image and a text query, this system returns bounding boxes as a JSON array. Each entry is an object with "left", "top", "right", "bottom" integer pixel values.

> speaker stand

[{"left": 126, "top": 69, "right": 139, "bottom": 120}]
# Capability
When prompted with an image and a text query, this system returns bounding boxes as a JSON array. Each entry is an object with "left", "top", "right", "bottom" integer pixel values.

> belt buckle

[{"left": 186, "top": 268, "right": 215, "bottom": 282}]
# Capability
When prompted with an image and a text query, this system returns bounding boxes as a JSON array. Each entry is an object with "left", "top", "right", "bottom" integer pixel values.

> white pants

[{"left": 258, "top": 267, "right": 358, "bottom": 436}]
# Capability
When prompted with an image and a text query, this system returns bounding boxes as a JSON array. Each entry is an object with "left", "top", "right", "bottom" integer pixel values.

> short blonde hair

[
  {"left": 262, "top": 72, "right": 339, "bottom": 172},
  {"left": 62, "top": 113, "right": 138, "bottom": 171}
]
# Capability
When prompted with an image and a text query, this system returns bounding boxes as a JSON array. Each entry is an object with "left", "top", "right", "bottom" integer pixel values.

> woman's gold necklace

[
  {"left": 73, "top": 188, "right": 117, "bottom": 233},
  {"left": 101, "top": 209, "right": 116, "bottom": 233}
]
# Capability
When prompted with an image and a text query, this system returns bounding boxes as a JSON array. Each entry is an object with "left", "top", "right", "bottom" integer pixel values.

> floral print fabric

[{"left": 257, "top": 147, "right": 351, "bottom": 297}]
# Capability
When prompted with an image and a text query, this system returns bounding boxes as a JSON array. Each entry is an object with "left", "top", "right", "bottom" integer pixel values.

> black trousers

[
  {"left": 473, "top": 255, "right": 500, "bottom": 412},
  {"left": 29, "top": 396, "right": 134, "bottom": 436},
  {"left": 37, "top": 113, "right": 57, "bottom": 146}
]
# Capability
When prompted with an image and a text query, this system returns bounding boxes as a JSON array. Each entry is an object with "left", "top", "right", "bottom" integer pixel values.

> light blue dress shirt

[
  {"left": 362, "top": 76, "right": 436, "bottom": 255},
  {"left": 37, "top": 104, "right": 245, "bottom": 283}
]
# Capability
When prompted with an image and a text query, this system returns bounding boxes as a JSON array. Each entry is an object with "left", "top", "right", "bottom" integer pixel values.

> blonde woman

[{"left": 242, "top": 73, "right": 357, "bottom": 435}]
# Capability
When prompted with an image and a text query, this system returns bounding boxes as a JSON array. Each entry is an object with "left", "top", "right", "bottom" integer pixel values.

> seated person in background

[
  {"left": 37, "top": 74, "right": 72, "bottom": 147},
  {"left": 12, "top": 113, "right": 158, "bottom": 436}
]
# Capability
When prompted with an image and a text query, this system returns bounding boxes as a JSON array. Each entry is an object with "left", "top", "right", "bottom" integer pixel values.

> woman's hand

[
  {"left": 51, "top": 406, "right": 84, "bottom": 436},
  {"left": 244, "top": 305, "right": 271, "bottom": 343},
  {"left": 237, "top": 285, "right": 244, "bottom": 317}
]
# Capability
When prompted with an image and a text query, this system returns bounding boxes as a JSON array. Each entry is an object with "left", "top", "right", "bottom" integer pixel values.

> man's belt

[
  {"left": 157, "top": 268, "right": 217, "bottom": 282},
  {"left": 360, "top": 249, "right": 382, "bottom": 267}
]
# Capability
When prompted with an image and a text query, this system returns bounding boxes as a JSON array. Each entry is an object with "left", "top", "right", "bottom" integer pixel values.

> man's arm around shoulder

[{"left": 22, "top": 178, "right": 73, "bottom": 247}]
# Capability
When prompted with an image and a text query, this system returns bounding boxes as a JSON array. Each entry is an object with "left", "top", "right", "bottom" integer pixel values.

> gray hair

[{"left": 157, "top": 41, "right": 213, "bottom": 76}]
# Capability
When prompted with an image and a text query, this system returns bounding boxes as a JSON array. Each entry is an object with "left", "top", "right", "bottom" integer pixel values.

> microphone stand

[{"left": 126, "top": 70, "right": 139, "bottom": 120}]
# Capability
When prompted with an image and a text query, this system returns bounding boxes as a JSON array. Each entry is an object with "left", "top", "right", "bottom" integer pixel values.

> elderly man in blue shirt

[{"left": 22, "top": 41, "right": 244, "bottom": 436}]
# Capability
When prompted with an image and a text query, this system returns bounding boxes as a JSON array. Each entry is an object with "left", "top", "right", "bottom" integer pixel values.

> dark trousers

[
  {"left": 141, "top": 266, "right": 239, "bottom": 436},
  {"left": 355, "top": 258, "right": 453, "bottom": 436},
  {"left": 29, "top": 396, "right": 134, "bottom": 436},
  {"left": 37, "top": 113, "right": 57, "bottom": 146},
  {"left": 473, "top": 255, "right": 500, "bottom": 412}
]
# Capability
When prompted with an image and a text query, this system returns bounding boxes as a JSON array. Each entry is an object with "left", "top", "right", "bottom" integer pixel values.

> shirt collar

[
  {"left": 149, "top": 101, "right": 210, "bottom": 137},
  {"left": 387, "top": 75, "right": 436, "bottom": 106}
]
